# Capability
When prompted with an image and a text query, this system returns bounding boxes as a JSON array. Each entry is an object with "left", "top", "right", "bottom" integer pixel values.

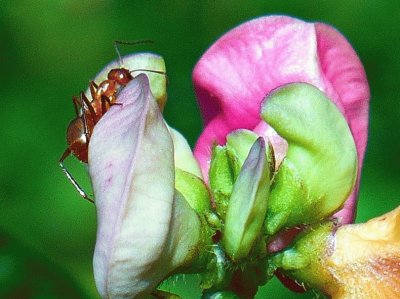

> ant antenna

[
  {"left": 114, "top": 40, "right": 154, "bottom": 66},
  {"left": 129, "top": 68, "right": 166, "bottom": 76}
]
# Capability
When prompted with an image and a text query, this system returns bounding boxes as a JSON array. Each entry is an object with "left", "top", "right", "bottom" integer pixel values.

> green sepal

[
  {"left": 261, "top": 83, "right": 358, "bottom": 236},
  {"left": 209, "top": 145, "right": 237, "bottom": 219},
  {"left": 223, "top": 138, "right": 271, "bottom": 262},
  {"left": 272, "top": 248, "right": 310, "bottom": 270},
  {"left": 175, "top": 168, "right": 211, "bottom": 215},
  {"left": 272, "top": 222, "right": 334, "bottom": 290}
]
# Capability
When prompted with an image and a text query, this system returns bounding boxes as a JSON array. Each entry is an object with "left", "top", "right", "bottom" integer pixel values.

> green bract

[
  {"left": 272, "top": 222, "right": 333, "bottom": 288},
  {"left": 209, "top": 146, "right": 236, "bottom": 219},
  {"left": 261, "top": 83, "right": 358, "bottom": 236},
  {"left": 223, "top": 138, "right": 270, "bottom": 261},
  {"left": 175, "top": 168, "right": 211, "bottom": 215}
]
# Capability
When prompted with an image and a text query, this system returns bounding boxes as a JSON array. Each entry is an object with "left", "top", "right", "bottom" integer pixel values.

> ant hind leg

[
  {"left": 59, "top": 149, "right": 94, "bottom": 203},
  {"left": 80, "top": 92, "right": 97, "bottom": 124}
]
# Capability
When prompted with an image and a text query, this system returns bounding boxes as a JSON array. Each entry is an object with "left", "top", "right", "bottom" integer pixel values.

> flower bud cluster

[{"left": 83, "top": 15, "right": 398, "bottom": 299}]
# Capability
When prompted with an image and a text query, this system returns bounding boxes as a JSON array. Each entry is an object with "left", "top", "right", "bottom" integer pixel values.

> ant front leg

[{"left": 59, "top": 149, "right": 94, "bottom": 203}]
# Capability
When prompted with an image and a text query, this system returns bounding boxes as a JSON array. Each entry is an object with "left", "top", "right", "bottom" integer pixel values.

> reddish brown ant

[{"left": 59, "top": 40, "right": 166, "bottom": 203}]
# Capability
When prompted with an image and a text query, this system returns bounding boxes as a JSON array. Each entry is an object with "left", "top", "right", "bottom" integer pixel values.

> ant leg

[
  {"left": 114, "top": 40, "right": 154, "bottom": 66},
  {"left": 82, "top": 109, "right": 91, "bottom": 144},
  {"left": 59, "top": 149, "right": 94, "bottom": 203},
  {"left": 101, "top": 95, "right": 108, "bottom": 115},
  {"left": 89, "top": 81, "right": 98, "bottom": 100},
  {"left": 80, "top": 92, "right": 97, "bottom": 124},
  {"left": 72, "top": 96, "right": 83, "bottom": 116}
]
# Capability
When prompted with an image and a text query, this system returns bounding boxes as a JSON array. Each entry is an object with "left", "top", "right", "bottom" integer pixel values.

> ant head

[{"left": 108, "top": 68, "right": 133, "bottom": 85}]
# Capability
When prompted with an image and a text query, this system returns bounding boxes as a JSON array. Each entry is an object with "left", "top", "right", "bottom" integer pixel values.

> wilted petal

[
  {"left": 274, "top": 206, "right": 400, "bottom": 299},
  {"left": 89, "top": 75, "right": 200, "bottom": 298}
]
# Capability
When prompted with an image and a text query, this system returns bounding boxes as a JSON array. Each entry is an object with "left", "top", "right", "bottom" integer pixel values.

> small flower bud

[
  {"left": 226, "top": 129, "right": 275, "bottom": 178},
  {"left": 223, "top": 138, "right": 271, "bottom": 261}
]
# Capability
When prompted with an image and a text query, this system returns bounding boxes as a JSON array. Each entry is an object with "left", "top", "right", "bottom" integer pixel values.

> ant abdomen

[{"left": 66, "top": 117, "right": 93, "bottom": 163}]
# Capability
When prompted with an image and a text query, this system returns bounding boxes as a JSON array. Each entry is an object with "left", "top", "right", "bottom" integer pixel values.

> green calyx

[
  {"left": 209, "top": 145, "right": 238, "bottom": 219},
  {"left": 175, "top": 168, "right": 211, "bottom": 215},
  {"left": 208, "top": 130, "right": 274, "bottom": 222},
  {"left": 199, "top": 137, "right": 274, "bottom": 296},
  {"left": 261, "top": 83, "right": 358, "bottom": 236},
  {"left": 201, "top": 245, "right": 233, "bottom": 291},
  {"left": 272, "top": 222, "right": 335, "bottom": 290}
]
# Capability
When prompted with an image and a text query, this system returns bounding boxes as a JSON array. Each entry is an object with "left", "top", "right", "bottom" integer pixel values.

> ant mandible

[{"left": 59, "top": 40, "right": 166, "bottom": 203}]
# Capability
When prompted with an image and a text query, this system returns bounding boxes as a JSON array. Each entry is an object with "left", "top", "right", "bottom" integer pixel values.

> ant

[{"left": 59, "top": 40, "right": 166, "bottom": 203}]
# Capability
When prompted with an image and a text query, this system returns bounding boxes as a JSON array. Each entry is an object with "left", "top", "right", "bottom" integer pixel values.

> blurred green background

[{"left": 0, "top": 1, "right": 399, "bottom": 298}]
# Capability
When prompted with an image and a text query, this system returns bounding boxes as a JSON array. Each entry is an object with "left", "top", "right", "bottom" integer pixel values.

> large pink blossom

[{"left": 193, "top": 15, "right": 369, "bottom": 224}]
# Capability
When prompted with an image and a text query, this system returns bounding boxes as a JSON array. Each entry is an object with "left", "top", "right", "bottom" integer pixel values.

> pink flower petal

[{"left": 193, "top": 15, "right": 369, "bottom": 223}]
